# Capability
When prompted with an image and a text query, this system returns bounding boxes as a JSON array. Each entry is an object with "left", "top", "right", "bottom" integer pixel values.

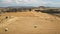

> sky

[{"left": 0, "top": 0, "right": 60, "bottom": 7}]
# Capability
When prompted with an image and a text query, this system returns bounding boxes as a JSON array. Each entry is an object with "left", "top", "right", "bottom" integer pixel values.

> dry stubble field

[{"left": 0, "top": 11, "right": 60, "bottom": 34}]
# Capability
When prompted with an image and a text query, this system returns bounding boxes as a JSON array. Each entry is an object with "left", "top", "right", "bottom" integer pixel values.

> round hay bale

[{"left": 5, "top": 28, "right": 8, "bottom": 32}]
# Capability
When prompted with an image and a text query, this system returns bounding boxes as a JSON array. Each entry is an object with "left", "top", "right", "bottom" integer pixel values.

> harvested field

[{"left": 0, "top": 11, "right": 60, "bottom": 34}]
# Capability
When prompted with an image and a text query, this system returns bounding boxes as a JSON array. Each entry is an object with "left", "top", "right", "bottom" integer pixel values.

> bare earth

[{"left": 0, "top": 12, "right": 60, "bottom": 34}]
